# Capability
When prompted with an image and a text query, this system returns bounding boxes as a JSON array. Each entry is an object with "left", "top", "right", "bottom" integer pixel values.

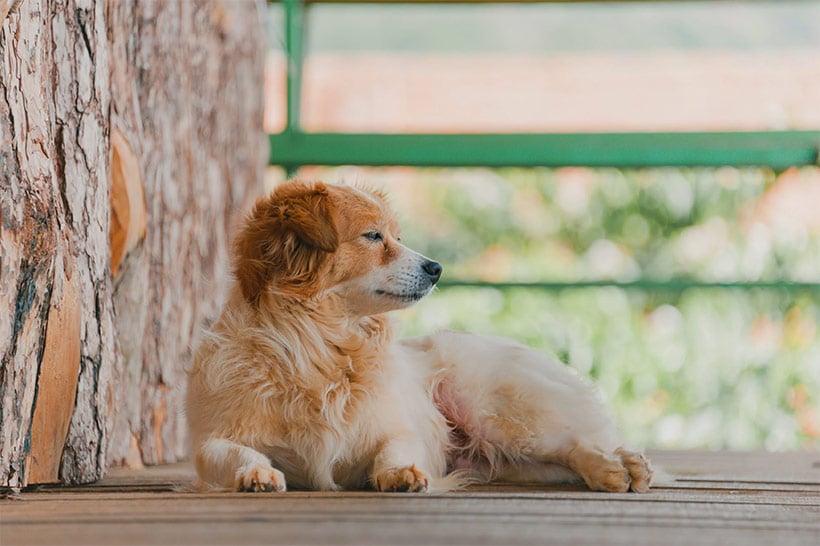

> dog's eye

[{"left": 362, "top": 231, "right": 383, "bottom": 242}]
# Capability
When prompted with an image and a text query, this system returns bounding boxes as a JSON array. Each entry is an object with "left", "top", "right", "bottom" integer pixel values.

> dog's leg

[
  {"left": 195, "top": 438, "right": 286, "bottom": 492},
  {"left": 557, "top": 442, "right": 652, "bottom": 493},
  {"left": 416, "top": 331, "right": 653, "bottom": 492},
  {"left": 370, "top": 435, "right": 431, "bottom": 492}
]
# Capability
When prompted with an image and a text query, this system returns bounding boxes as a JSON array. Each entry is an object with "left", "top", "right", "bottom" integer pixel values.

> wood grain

[{"left": 2, "top": 451, "right": 819, "bottom": 546}]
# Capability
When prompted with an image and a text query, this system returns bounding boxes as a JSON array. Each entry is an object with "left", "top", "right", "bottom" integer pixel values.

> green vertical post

[{"left": 283, "top": 0, "right": 305, "bottom": 176}]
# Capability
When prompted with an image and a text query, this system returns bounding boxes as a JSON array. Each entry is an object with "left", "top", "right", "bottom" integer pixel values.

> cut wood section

[
  {"left": 109, "top": 129, "right": 146, "bottom": 277},
  {"left": 2, "top": 451, "right": 819, "bottom": 546},
  {"left": 25, "top": 270, "right": 82, "bottom": 484}
]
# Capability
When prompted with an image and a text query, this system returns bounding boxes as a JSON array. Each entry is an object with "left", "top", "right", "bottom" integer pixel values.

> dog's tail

[{"left": 428, "top": 469, "right": 482, "bottom": 493}]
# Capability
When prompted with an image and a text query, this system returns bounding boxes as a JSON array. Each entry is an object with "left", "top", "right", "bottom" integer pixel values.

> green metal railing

[
  {"left": 269, "top": 0, "right": 820, "bottom": 293},
  {"left": 270, "top": 131, "right": 820, "bottom": 171}
]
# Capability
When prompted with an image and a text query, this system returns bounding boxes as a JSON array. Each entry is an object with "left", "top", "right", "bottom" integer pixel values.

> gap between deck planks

[{"left": 2, "top": 450, "right": 819, "bottom": 546}]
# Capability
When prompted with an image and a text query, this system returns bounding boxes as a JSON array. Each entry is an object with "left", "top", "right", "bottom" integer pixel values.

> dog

[{"left": 186, "top": 180, "right": 653, "bottom": 493}]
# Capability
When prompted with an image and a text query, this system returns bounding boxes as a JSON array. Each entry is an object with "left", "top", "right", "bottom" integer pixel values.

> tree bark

[
  {"left": 105, "top": 0, "right": 266, "bottom": 469},
  {"left": 0, "top": 0, "right": 265, "bottom": 488},
  {"left": 1, "top": 0, "right": 115, "bottom": 489}
]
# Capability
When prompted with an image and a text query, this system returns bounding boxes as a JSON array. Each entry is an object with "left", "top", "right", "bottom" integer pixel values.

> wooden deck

[{"left": 2, "top": 450, "right": 819, "bottom": 546}]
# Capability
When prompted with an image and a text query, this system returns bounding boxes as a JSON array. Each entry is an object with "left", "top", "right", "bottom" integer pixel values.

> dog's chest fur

[
  {"left": 253, "top": 313, "right": 447, "bottom": 490},
  {"left": 188, "top": 291, "right": 452, "bottom": 491}
]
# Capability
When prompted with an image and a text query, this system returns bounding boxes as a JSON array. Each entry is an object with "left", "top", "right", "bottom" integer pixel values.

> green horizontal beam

[
  {"left": 295, "top": 1, "right": 759, "bottom": 4},
  {"left": 269, "top": 131, "right": 820, "bottom": 169},
  {"left": 437, "top": 280, "right": 820, "bottom": 291}
]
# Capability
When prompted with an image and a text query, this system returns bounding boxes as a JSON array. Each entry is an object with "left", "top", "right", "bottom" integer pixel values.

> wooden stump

[{"left": 0, "top": 0, "right": 265, "bottom": 488}]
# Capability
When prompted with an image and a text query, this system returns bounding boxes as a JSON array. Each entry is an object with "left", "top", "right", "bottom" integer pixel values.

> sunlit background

[{"left": 265, "top": 1, "right": 820, "bottom": 451}]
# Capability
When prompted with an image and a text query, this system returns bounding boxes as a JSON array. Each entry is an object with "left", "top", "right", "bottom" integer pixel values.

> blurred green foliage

[{"left": 291, "top": 165, "right": 820, "bottom": 450}]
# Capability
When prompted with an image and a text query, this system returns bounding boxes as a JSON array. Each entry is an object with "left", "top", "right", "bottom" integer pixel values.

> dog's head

[{"left": 233, "top": 180, "right": 442, "bottom": 315}]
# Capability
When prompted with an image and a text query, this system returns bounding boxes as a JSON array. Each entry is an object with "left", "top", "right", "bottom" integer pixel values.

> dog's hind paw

[
  {"left": 566, "top": 444, "right": 653, "bottom": 493},
  {"left": 373, "top": 464, "right": 430, "bottom": 493},
  {"left": 235, "top": 465, "right": 287, "bottom": 493},
  {"left": 616, "top": 448, "right": 653, "bottom": 493}
]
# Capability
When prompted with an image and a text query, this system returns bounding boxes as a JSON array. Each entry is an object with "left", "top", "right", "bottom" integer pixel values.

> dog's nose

[{"left": 422, "top": 260, "right": 443, "bottom": 284}]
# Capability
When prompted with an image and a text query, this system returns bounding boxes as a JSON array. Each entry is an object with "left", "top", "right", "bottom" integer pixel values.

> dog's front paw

[
  {"left": 235, "top": 464, "right": 287, "bottom": 493},
  {"left": 373, "top": 464, "right": 430, "bottom": 493}
]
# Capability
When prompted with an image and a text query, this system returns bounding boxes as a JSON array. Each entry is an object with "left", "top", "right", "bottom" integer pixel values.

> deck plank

[{"left": 2, "top": 451, "right": 819, "bottom": 546}]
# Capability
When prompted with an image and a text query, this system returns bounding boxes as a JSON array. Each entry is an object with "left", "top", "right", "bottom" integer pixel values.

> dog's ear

[
  {"left": 233, "top": 182, "right": 339, "bottom": 304},
  {"left": 274, "top": 182, "right": 338, "bottom": 253}
]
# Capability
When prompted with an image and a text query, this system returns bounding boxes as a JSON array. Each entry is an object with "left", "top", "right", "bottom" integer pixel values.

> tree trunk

[
  {"left": 105, "top": 0, "right": 266, "bottom": 469},
  {"left": 0, "top": 0, "right": 265, "bottom": 489},
  {"left": 1, "top": 0, "right": 115, "bottom": 489}
]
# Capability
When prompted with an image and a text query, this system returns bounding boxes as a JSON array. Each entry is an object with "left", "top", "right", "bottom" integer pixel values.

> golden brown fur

[{"left": 187, "top": 180, "right": 652, "bottom": 493}]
